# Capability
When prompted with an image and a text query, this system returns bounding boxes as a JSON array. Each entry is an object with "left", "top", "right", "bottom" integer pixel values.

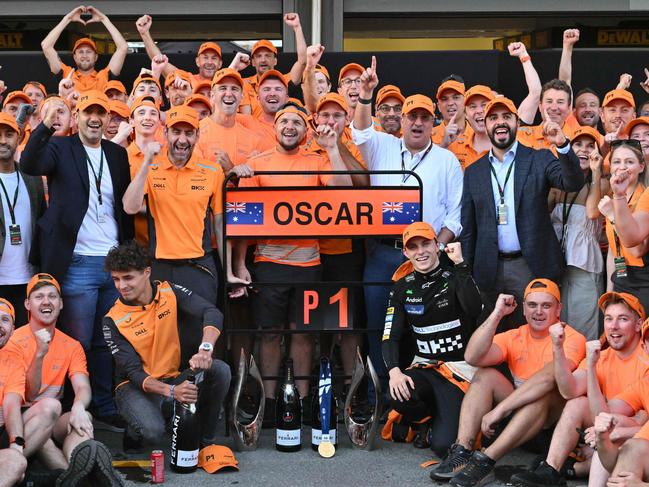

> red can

[{"left": 151, "top": 450, "right": 165, "bottom": 483}]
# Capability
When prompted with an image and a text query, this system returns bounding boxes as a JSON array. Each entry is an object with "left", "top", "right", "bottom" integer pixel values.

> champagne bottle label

[
  {"left": 311, "top": 429, "right": 337, "bottom": 445},
  {"left": 276, "top": 429, "right": 301, "bottom": 446},
  {"left": 174, "top": 449, "right": 199, "bottom": 467}
]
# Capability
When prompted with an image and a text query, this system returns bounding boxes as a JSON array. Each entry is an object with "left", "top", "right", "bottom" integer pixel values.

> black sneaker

[
  {"left": 262, "top": 397, "right": 276, "bottom": 428},
  {"left": 511, "top": 460, "right": 566, "bottom": 487},
  {"left": 91, "top": 441, "right": 125, "bottom": 487},
  {"left": 93, "top": 414, "right": 126, "bottom": 433},
  {"left": 449, "top": 450, "right": 496, "bottom": 487},
  {"left": 20, "top": 468, "right": 64, "bottom": 487},
  {"left": 430, "top": 443, "right": 473, "bottom": 480},
  {"left": 55, "top": 439, "right": 97, "bottom": 487},
  {"left": 413, "top": 422, "right": 431, "bottom": 449}
]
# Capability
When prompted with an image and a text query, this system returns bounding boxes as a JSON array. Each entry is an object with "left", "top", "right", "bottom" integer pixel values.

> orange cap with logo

[
  {"left": 436, "top": 80, "right": 465, "bottom": 100},
  {"left": 572, "top": 125, "right": 604, "bottom": 147},
  {"left": 0, "top": 113, "right": 20, "bottom": 133},
  {"left": 185, "top": 94, "right": 212, "bottom": 112},
  {"left": 165, "top": 70, "right": 193, "bottom": 89},
  {"left": 376, "top": 85, "right": 405, "bottom": 107},
  {"left": 484, "top": 96, "right": 517, "bottom": 118},
  {"left": 104, "top": 80, "right": 127, "bottom": 95},
  {"left": 193, "top": 80, "right": 212, "bottom": 95},
  {"left": 315, "top": 64, "right": 331, "bottom": 81},
  {"left": 402, "top": 94, "right": 436, "bottom": 117},
  {"left": 132, "top": 73, "right": 162, "bottom": 93},
  {"left": 622, "top": 117, "right": 649, "bottom": 137},
  {"left": 109, "top": 100, "right": 129, "bottom": 119},
  {"left": 3, "top": 91, "right": 33, "bottom": 108},
  {"left": 465, "top": 85, "right": 494, "bottom": 104},
  {"left": 524, "top": 278, "right": 561, "bottom": 302},
  {"left": 165, "top": 105, "right": 199, "bottom": 129},
  {"left": 274, "top": 104, "right": 309, "bottom": 126},
  {"left": 198, "top": 445, "right": 239, "bottom": 473},
  {"left": 603, "top": 89, "right": 635, "bottom": 108},
  {"left": 0, "top": 297, "right": 15, "bottom": 321},
  {"left": 130, "top": 96, "right": 161, "bottom": 116},
  {"left": 73, "top": 37, "right": 97, "bottom": 53},
  {"left": 198, "top": 41, "right": 222, "bottom": 57},
  {"left": 23, "top": 82, "right": 47, "bottom": 97},
  {"left": 338, "top": 63, "right": 364, "bottom": 82},
  {"left": 251, "top": 39, "right": 278, "bottom": 56},
  {"left": 26, "top": 273, "right": 61, "bottom": 297},
  {"left": 76, "top": 90, "right": 110, "bottom": 112},
  {"left": 598, "top": 291, "right": 646, "bottom": 321},
  {"left": 316, "top": 92, "right": 348, "bottom": 113},
  {"left": 211, "top": 68, "right": 243, "bottom": 88},
  {"left": 402, "top": 221, "right": 437, "bottom": 247},
  {"left": 258, "top": 69, "right": 288, "bottom": 88}
]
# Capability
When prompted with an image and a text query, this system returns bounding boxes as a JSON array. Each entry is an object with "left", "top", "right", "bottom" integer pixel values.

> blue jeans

[
  {"left": 363, "top": 239, "right": 406, "bottom": 387},
  {"left": 115, "top": 361, "right": 232, "bottom": 447},
  {"left": 59, "top": 253, "right": 119, "bottom": 416}
]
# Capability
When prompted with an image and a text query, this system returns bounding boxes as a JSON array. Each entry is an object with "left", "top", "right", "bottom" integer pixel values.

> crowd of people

[{"left": 0, "top": 4, "right": 649, "bottom": 485}]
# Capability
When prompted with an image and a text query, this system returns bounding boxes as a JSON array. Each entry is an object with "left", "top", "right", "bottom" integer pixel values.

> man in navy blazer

[
  {"left": 461, "top": 97, "right": 583, "bottom": 326},
  {"left": 20, "top": 91, "right": 134, "bottom": 430}
]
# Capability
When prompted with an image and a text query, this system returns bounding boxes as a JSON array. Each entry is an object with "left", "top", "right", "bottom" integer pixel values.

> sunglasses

[{"left": 611, "top": 139, "right": 642, "bottom": 151}]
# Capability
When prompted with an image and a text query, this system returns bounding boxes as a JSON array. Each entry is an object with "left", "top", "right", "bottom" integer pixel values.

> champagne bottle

[
  {"left": 170, "top": 376, "right": 200, "bottom": 473},
  {"left": 311, "top": 389, "right": 338, "bottom": 451},
  {"left": 275, "top": 359, "right": 302, "bottom": 452}
]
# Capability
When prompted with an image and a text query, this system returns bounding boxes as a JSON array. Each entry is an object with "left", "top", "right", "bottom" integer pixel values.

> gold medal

[{"left": 318, "top": 439, "right": 335, "bottom": 458}]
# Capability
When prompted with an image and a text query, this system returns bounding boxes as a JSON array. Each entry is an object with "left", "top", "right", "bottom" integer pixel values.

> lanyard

[
  {"left": 401, "top": 142, "right": 433, "bottom": 184},
  {"left": 560, "top": 191, "right": 579, "bottom": 251},
  {"left": 0, "top": 170, "right": 20, "bottom": 225},
  {"left": 86, "top": 149, "right": 105, "bottom": 205},
  {"left": 319, "top": 358, "right": 332, "bottom": 437},
  {"left": 489, "top": 160, "right": 514, "bottom": 204}
]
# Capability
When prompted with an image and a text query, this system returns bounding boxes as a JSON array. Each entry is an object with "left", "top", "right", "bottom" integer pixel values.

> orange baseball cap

[
  {"left": 3, "top": 91, "right": 33, "bottom": 107},
  {"left": 402, "top": 222, "right": 437, "bottom": 246},
  {"left": 465, "top": 85, "right": 494, "bottom": 104},
  {"left": 598, "top": 291, "right": 645, "bottom": 322},
  {"left": 316, "top": 92, "right": 348, "bottom": 113},
  {"left": 258, "top": 69, "right": 288, "bottom": 88},
  {"left": 22, "top": 81, "right": 47, "bottom": 97},
  {"left": 38, "top": 96, "right": 71, "bottom": 117},
  {"left": 376, "top": 85, "right": 405, "bottom": 107},
  {"left": 211, "top": 68, "right": 243, "bottom": 88},
  {"left": 315, "top": 64, "right": 330, "bottom": 81},
  {"left": 130, "top": 96, "right": 161, "bottom": 116},
  {"left": 338, "top": 63, "right": 364, "bottom": 82},
  {"left": 104, "top": 80, "right": 127, "bottom": 95},
  {"left": 524, "top": 278, "right": 560, "bottom": 302},
  {"left": 193, "top": 80, "right": 212, "bottom": 94},
  {"left": 198, "top": 41, "right": 222, "bottom": 58},
  {"left": 26, "top": 273, "right": 61, "bottom": 297},
  {"left": 132, "top": 73, "right": 162, "bottom": 93},
  {"left": 76, "top": 90, "right": 110, "bottom": 113},
  {"left": 166, "top": 104, "right": 199, "bottom": 129},
  {"left": 185, "top": 94, "right": 212, "bottom": 113},
  {"left": 251, "top": 39, "right": 277, "bottom": 56},
  {"left": 436, "top": 79, "right": 465, "bottom": 100},
  {"left": 274, "top": 104, "right": 309, "bottom": 126},
  {"left": 484, "top": 96, "right": 517, "bottom": 118},
  {"left": 623, "top": 117, "right": 649, "bottom": 137},
  {"left": 198, "top": 445, "right": 239, "bottom": 473},
  {"left": 603, "top": 89, "right": 635, "bottom": 108},
  {"left": 109, "top": 100, "right": 129, "bottom": 119},
  {"left": 572, "top": 125, "right": 604, "bottom": 147},
  {"left": 73, "top": 37, "right": 97, "bottom": 53},
  {"left": 0, "top": 113, "right": 20, "bottom": 133},
  {"left": 402, "top": 94, "right": 436, "bottom": 117},
  {"left": 0, "top": 297, "right": 14, "bottom": 322},
  {"left": 164, "top": 70, "right": 193, "bottom": 89}
]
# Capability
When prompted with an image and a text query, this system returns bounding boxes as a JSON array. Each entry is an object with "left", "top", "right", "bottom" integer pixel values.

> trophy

[{"left": 229, "top": 349, "right": 265, "bottom": 451}]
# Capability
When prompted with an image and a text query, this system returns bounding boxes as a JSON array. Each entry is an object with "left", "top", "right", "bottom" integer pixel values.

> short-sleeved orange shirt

[
  {"left": 447, "top": 130, "right": 489, "bottom": 171},
  {"left": 0, "top": 347, "right": 25, "bottom": 426},
  {"left": 239, "top": 147, "right": 332, "bottom": 266},
  {"left": 6, "top": 326, "right": 87, "bottom": 405},
  {"left": 144, "top": 152, "right": 225, "bottom": 260},
  {"left": 237, "top": 113, "right": 276, "bottom": 147},
  {"left": 198, "top": 117, "right": 271, "bottom": 168},
  {"left": 61, "top": 63, "right": 110, "bottom": 93},
  {"left": 606, "top": 184, "right": 646, "bottom": 267},
  {"left": 493, "top": 324, "right": 586, "bottom": 386},
  {"left": 615, "top": 375, "right": 649, "bottom": 414},
  {"left": 577, "top": 341, "right": 649, "bottom": 398},
  {"left": 127, "top": 142, "right": 153, "bottom": 247}
]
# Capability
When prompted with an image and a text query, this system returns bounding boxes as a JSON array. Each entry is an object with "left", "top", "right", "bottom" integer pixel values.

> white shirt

[
  {"left": 488, "top": 141, "right": 521, "bottom": 252},
  {"left": 0, "top": 170, "right": 33, "bottom": 283},
  {"left": 74, "top": 145, "right": 119, "bottom": 255},
  {"left": 351, "top": 124, "right": 463, "bottom": 237}
]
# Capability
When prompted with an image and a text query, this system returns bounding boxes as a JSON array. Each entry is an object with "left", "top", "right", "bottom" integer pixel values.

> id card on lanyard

[
  {"left": 490, "top": 161, "right": 514, "bottom": 225},
  {"left": 0, "top": 170, "right": 22, "bottom": 245}
]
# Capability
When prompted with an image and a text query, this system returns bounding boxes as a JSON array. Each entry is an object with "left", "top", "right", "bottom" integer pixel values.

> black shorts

[{"left": 252, "top": 262, "right": 322, "bottom": 329}]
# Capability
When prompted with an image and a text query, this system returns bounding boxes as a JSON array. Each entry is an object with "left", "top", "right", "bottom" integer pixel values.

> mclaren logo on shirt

[{"left": 158, "top": 310, "right": 170, "bottom": 320}]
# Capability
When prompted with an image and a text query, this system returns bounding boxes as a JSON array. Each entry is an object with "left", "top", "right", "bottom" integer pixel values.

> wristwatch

[
  {"left": 437, "top": 242, "right": 447, "bottom": 252},
  {"left": 10, "top": 436, "right": 25, "bottom": 447},
  {"left": 200, "top": 342, "right": 213, "bottom": 353}
]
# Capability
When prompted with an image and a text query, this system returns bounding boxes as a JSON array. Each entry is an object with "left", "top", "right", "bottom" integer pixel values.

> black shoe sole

[
  {"left": 449, "top": 471, "right": 495, "bottom": 487},
  {"left": 93, "top": 441, "right": 125, "bottom": 487},
  {"left": 56, "top": 440, "right": 97, "bottom": 487},
  {"left": 510, "top": 473, "right": 566, "bottom": 487}
]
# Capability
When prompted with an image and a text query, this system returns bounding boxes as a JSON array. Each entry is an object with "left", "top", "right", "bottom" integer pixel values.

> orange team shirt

[
  {"left": 577, "top": 341, "right": 649, "bottom": 398},
  {"left": 431, "top": 122, "right": 474, "bottom": 146},
  {"left": 198, "top": 117, "right": 270, "bottom": 167},
  {"left": 493, "top": 324, "right": 586, "bottom": 387},
  {"left": 144, "top": 152, "right": 225, "bottom": 260},
  {"left": 61, "top": 63, "right": 110, "bottom": 93},
  {"left": 6, "top": 326, "right": 87, "bottom": 405},
  {"left": 238, "top": 147, "right": 332, "bottom": 266},
  {"left": 303, "top": 127, "right": 366, "bottom": 255},
  {"left": 606, "top": 184, "right": 646, "bottom": 267},
  {"left": 517, "top": 116, "right": 581, "bottom": 153},
  {"left": 448, "top": 130, "right": 489, "bottom": 171},
  {"left": 615, "top": 376, "right": 649, "bottom": 442},
  {"left": 127, "top": 141, "right": 158, "bottom": 247},
  {"left": 237, "top": 113, "right": 276, "bottom": 147},
  {"left": 0, "top": 347, "right": 25, "bottom": 427}
]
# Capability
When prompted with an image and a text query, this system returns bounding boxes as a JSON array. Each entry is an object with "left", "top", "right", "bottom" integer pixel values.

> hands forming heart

[{"left": 68, "top": 5, "right": 104, "bottom": 25}]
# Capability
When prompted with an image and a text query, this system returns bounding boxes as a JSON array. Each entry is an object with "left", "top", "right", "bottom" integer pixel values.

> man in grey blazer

[{"left": 461, "top": 97, "right": 583, "bottom": 327}]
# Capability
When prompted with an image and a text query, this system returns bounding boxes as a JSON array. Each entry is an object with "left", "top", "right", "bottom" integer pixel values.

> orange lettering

[
  {"left": 304, "top": 291, "right": 319, "bottom": 324},
  {"left": 329, "top": 288, "right": 349, "bottom": 328}
]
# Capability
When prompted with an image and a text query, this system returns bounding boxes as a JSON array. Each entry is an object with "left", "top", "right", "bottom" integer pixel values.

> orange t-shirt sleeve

[
  {"left": 61, "top": 62, "right": 72, "bottom": 78},
  {"left": 635, "top": 187, "right": 649, "bottom": 214},
  {"left": 4, "top": 360, "right": 26, "bottom": 400},
  {"left": 97, "top": 67, "right": 110, "bottom": 89},
  {"left": 317, "top": 155, "right": 333, "bottom": 186},
  {"left": 614, "top": 380, "right": 646, "bottom": 412},
  {"left": 491, "top": 331, "right": 511, "bottom": 364},
  {"left": 563, "top": 328, "right": 587, "bottom": 368},
  {"left": 68, "top": 341, "right": 89, "bottom": 378}
]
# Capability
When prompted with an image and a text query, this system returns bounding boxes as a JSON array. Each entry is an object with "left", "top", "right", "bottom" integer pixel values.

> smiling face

[
  {"left": 111, "top": 268, "right": 151, "bottom": 303},
  {"left": 73, "top": 46, "right": 98, "bottom": 72},
  {"left": 610, "top": 146, "right": 645, "bottom": 186},
  {"left": 403, "top": 236, "right": 439, "bottom": 273},
  {"left": 0, "top": 309, "right": 14, "bottom": 349},
  {"left": 603, "top": 302, "right": 642, "bottom": 352},
  {"left": 105, "top": 112, "right": 127, "bottom": 139},
  {"left": 601, "top": 100, "right": 635, "bottom": 134},
  {"left": 275, "top": 112, "right": 306, "bottom": 152},
  {"left": 252, "top": 47, "right": 277, "bottom": 75},
  {"left": 75, "top": 104, "right": 109, "bottom": 146},
  {"left": 572, "top": 135, "right": 598, "bottom": 170},
  {"left": 24, "top": 85, "right": 45, "bottom": 107},
  {"left": 630, "top": 123, "right": 649, "bottom": 159},
  {"left": 485, "top": 107, "right": 518, "bottom": 150},
  {"left": 196, "top": 49, "right": 222, "bottom": 80},
  {"left": 132, "top": 105, "right": 160, "bottom": 136},
  {"left": 211, "top": 79, "right": 242, "bottom": 116},
  {"left": 465, "top": 94, "right": 490, "bottom": 134},
  {"left": 258, "top": 79, "right": 288, "bottom": 115},
  {"left": 315, "top": 101, "right": 347, "bottom": 138},
  {"left": 314, "top": 71, "right": 331, "bottom": 97},
  {"left": 437, "top": 89, "right": 464, "bottom": 123},
  {"left": 25, "top": 284, "right": 62, "bottom": 328},
  {"left": 165, "top": 122, "right": 198, "bottom": 164},
  {"left": 376, "top": 96, "right": 403, "bottom": 135},
  {"left": 523, "top": 292, "right": 562, "bottom": 335},
  {"left": 337, "top": 69, "right": 362, "bottom": 109},
  {"left": 540, "top": 88, "right": 571, "bottom": 125},
  {"left": 40, "top": 99, "right": 72, "bottom": 136},
  {"left": 0, "top": 126, "right": 19, "bottom": 162},
  {"left": 574, "top": 92, "right": 600, "bottom": 127}
]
